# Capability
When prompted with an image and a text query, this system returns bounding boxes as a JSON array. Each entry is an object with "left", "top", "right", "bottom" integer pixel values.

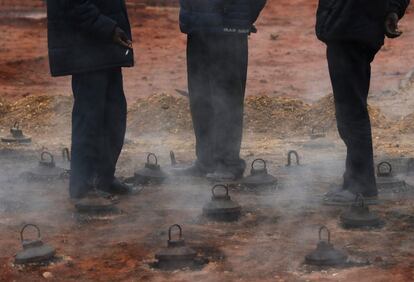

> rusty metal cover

[
  {"left": 241, "top": 159, "right": 278, "bottom": 188},
  {"left": 1, "top": 122, "right": 31, "bottom": 144},
  {"left": 340, "top": 196, "right": 382, "bottom": 229},
  {"left": 134, "top": 153, "right": 168, "bottom": 184},
  {"left": 305, "top": 226, "right": 347, "bottom": 267},
  {"left": 24, "top": 151, "right": 66, "bottom": 180},
  {"left": 203, "top": 185, "right": 241, "bottom": 221},
  {"left": 376, "top": 162, "right": 408, "bottom": 192},
  {"left": 155, "top": 225, "right": 197, "bottom": 268},
  {"left": 15, "top": 224, "right": 56, "bottom": 265}
]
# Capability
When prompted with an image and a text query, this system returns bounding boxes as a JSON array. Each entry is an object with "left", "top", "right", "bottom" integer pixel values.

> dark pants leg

[
  {"left": 327, "top": 42, "right": 379, "bottom": 197},
  {"left": 70, "top": 68, "right": 126, "bottom": 198},
  {"left": 187, "top": 33, "right": 248, "bottom": 175}
]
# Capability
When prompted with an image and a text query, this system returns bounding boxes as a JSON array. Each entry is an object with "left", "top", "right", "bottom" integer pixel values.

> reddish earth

[
  {"left": 0, "top": 0, "right": 414, "bottom": 105},
  {"left": 1, "top": 1, "right": 414, "bottom": 282}
]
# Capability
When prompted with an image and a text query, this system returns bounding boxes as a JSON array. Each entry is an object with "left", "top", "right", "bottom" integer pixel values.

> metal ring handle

[
  {"left": 168, "top": 224, "right": 182, "bottom": 241},
  {"left": 13, "top": 121, "right": 20, "bottom": 129},
  {"left": 20, "top": 224, "right": 41, "bottom": 243},
  {"left": 147, "top": 153, "right": 158, "bottom": 165},
  {"left": 41, "top": 151, "right": 54, "bottom": 164},
  {"left": 319, "top": 226, "right": 331, "bottom": 243},
  {"left": 212, "top": 184, "right": 229, "bottom": 198},
  {"left": 170, "top": 151, "right": 177, "bottom": 166},
  {"left": 287, "top": 150, "right": 300, "bottom": 166},
  {"left": 251, "top": 159, "right": 267, "bottom": 170},
  {"left": 377, "top": 162, "right": 392, "bottom": 174},
  {"left": 62, "top": 148, "right": 71, "bottom": 162}
]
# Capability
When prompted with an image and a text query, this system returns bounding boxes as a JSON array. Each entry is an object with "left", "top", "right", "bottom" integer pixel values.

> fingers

[{"left": 113, "top": 27, "right": 133, "bottom": 49}]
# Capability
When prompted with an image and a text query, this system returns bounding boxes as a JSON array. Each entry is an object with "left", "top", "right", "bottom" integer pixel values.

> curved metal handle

[
  {"left": 147, "top": 153, "right": 158, "bottom": 165},
  {"left": 212, "top": 184, "right": 229, "bottom": 198},
  {"left": 13, "top": 121, "right": 20, "bottom": 129},
  {"left": 41, "top": 151, "right": 54, "bottom": 164},
  {"left": 319, "top": 226, "right": 331, "bottom": 243},
  {"left": 168, "top": 224, "right": 182, "bottom": 241},
  {"left": 287, "top": 150, "right": 300, "bottom": 166},
  {"left": 170, "top": 151, "right": 177, "bottom": 166},
  {"left": 62, "top": 148, "right": 71, "bottom": 162},
  {"left": 252, "top": 159, "right": 267, "bottom": 170},
  {"left": 377, "top": 162, "right": 392, "bottom": 174},
  {"left": 20, "top": 224, "right": 41, "bottom": 243}
]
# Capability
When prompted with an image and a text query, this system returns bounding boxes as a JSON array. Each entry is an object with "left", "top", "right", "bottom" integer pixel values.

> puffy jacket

[
  {"left": 179, "top": 0, "right": 267, "bottom": 34},
  {"left": 47, "top": 0, "right": 134, "bottom": 77},
  {"left": 316, "top": 0, "right": 410, "bottom": 48}
]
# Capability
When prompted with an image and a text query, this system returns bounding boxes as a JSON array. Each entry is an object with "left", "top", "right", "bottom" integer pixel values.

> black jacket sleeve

[
  {"left": 60, "top": 0, "right": 118, "bottom": 40},
  {"left": 388, "top": 0, "right": 410, "bottom": 19},
  {"left": 250, "top": 0, "right": 267, "bottom": 23}
]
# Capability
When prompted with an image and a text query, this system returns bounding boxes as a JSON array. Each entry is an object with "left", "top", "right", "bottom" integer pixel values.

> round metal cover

[
  {"left": 340, "top": 196, "right": 382, "bottom": 228},
  {"left": 241, "top": 159, "right": 278, "bottom": 188},
  {"left": 1, "top": 122, "right": 31, "bottom": 144},
  {"left": 26, "top": 152, "right": 66, "bottom": 180},
  {"left": 376, "top": 162, "right": 407, "bottom": 192},
  {"left": 203, "top": 185, "right": 241, "bottom": 221},
  {"left": 15, "top": 224, "right": 56, "bottom": 265},
  {"left": 134, "top": 153, "right": 168, "bottom": 184},
  {"left": 155, "top": 225, "right": 197, "bottom": 267},
  {"left": 75, "top": 192, "right": 117, "bottom": 213},
  {"left": 305, "top": 226, "right": 347, "bottom": 267}
]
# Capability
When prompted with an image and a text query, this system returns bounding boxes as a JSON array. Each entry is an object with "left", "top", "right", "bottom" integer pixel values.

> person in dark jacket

[
  {"left": 47, "top": 0, "right": 134, "bottom": 201},
  {"left": 316, "top": 0, "right": 410, "bottom": 205},
  {"left": 176, "top": 0, "right": 267, "bottom": 181}
]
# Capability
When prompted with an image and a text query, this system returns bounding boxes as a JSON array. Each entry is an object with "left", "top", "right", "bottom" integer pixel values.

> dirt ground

[{"left": 1, "top": 1, "right": 414, "bottom": 282}]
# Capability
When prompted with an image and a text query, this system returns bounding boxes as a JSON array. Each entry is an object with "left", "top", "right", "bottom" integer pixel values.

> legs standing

[
  {"left": 327, "top": 42, "right": 379, "bottom": 197},
  {"left": 70, "top": 68, "right": 126, "bottom": 198}
]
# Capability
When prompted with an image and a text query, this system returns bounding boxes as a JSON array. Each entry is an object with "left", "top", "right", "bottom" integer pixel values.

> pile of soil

[
  {"left": 127, "top": 93, "right": 193, "bottom": 135},
  {"left": 0, "top": 98, "right": 10, "bottom": 117},
  {"left": 301, "top": 95, "right": 391, "bottom": 131},
  {"left": 244, "top": 95, "right": 310, "bottom": 136},
  {"left": 0, "top": 93, "right": 393, "bottom": 138},
  {"left": 398, "top": 112, "right": 414, "bottom": 133},
  {"left": 0, "top": 95, "right": 72, "bottom": 134}
]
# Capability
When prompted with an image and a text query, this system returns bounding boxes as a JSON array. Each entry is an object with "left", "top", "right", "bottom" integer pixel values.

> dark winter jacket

[
  {"left": 179, "top": 0, "right": 267, "bottom": 34},
  {"left": 316, "top": 0, "right": 410, "bottom": 48},
  {"left": 47, "top": 0, "right": 134, "bottom": 77}
]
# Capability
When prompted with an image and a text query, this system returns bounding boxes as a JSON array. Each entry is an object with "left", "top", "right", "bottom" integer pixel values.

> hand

[
  {"left": 113, "top": 27, "right": 133, "bottom": 49},
  {"left": 385, "top": 12, "right": 402, "bottom": 38}
]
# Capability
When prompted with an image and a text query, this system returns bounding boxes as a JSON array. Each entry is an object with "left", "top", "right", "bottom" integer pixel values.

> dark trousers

[
  {"left": 70, "top": 68, "right": 127, "bottom": 198},
  {"left": 187, "top": 33, "right": 248, "bottom": 175},
  {"left": 327, "top": 42, "right": 379, "bottom": 197}
]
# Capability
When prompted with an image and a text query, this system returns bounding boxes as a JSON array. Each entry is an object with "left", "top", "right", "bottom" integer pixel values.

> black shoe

[
  {"left": 107, "top": 178, "right": 133, "bottom": 195},
  {"left": 171, "top": 163, "right": 210, "bottom": 177}
]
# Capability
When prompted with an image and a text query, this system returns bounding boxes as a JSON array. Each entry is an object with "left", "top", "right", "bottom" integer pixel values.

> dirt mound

[
  {"left": 0, "top": 98, "right": 10, "bottom": 117},
  {"left": 0, "top": 95, "right": 72, "bottom": 134},
  {"left": 0, "top": 93, "right": 393, "bottom": 138},
  {"left": 244, "top": 95, "right": 310, "bottom": 136},
  {"left": 127, "top": 93, "right": 192, "bottom": 135},
  {"left": 302, "top": 95, "right": 390, "bottom": 132},
  {"left": 398, "top": 113, "right": 414, "bottom": 133}
]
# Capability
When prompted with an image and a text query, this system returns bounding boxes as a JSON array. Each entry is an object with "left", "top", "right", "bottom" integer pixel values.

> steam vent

[{"left": 1, "top": 0, "right": 414, "bottom": 281}]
